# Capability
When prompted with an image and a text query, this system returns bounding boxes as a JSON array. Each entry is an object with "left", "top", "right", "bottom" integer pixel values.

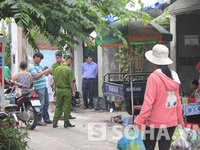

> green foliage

[
  {"left": 0, "top": 119, "right": 29, "bottom": 150},
  {"left": 0, "top": 0, "right": 149, "bottom": 50},
  {"left": 0, "top": 19, "right": 11, "bottom": 67},
  {"left": 154, "top": 12, "right": 170, "bottom": 29},
  {"left": 115, "top": 45, "right": 148, "bottom": 73}
]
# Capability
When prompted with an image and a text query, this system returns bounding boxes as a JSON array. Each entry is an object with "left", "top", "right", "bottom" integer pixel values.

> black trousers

[
  {"left": 82, "top": 78, "right": 94, "bottom": 107},
  {"left": 143, "top": 126, "right": 176, "bottom": 150}
]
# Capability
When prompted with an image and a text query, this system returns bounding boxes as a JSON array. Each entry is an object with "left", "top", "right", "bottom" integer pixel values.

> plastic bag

[
  {"left": 183, "top": 128, "right": 200, "bottom": 149},
  {"left": 172, "top": 127, "right": 200, "bottom": 149},
  {"left": 14, "top": 87, "right": 22, "bottom": 98},
  {"left": 172, "top": 127, "right": 181, "bottom": 143},
  {"left": 171, "top": 131, "right": 192, "bottom": 150},
  {"left": 117, "top": 129, "right": 145, "bottom": 150}
]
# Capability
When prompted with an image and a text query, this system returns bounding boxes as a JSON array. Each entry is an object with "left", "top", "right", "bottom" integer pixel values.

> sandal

[{"left": 37, "top": 122, "right": 47, "bottom": 126}]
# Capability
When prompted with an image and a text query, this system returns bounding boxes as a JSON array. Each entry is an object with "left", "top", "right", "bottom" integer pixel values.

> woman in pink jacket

[{"left": 134, "top": 44, "right": 184, "bottom": 150}]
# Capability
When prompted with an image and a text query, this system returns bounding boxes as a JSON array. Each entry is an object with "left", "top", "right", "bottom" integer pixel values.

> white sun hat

[{"left": 145, "top": 44, "right": 173, "bottom": 65}]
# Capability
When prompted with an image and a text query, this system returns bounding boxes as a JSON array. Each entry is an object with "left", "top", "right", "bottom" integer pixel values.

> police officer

[
  {"left": 51, "top": 51, "right": 76, "bottom": 119},
  {"left": 51, "top": 51, "right": 63, "bottom": 75},
  {"left": 53, "top": 55, "right": 76, "bottom": 128}
]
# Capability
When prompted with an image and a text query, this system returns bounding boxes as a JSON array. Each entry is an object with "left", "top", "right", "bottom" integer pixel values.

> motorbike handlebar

[
  {"left": 4, "top": 78, "right": 14, "bottom": 87},
  {"left": 4, "top": 78, "right": 25, "bottom": 88}
]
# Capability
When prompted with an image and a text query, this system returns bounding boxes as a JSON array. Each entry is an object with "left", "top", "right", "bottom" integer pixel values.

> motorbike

[
  {"left": 4, "top": 78, "right": 41, "bottom": 130},
  {"left": 0, "top": 105, "right": 20, "bottom": 131}
]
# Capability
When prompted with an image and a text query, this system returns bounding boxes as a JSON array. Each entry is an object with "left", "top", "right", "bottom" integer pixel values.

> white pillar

[
  {"left": 97, "top": 46, "right": 103, "bottom": 97},
  {"left": 74, "top": 37, "right": 83, "bottom": 92},
  {"left": 17, "top": 27, "right": 22, "bottom": 67},
  {"left": 0, "top": 37, "right": 5, "bottom": 109},
  {"left": 10, "top": 20, "right": 20, "bottom": 76},
  {"left": 169, "top": 14, "right": 177, "bottom": 71}
]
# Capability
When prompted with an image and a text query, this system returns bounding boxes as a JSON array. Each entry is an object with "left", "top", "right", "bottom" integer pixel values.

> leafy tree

[
  {"left": 0, "top": 19, "right": 11, "bottom": 67},
  {"left": 115, "top": 45, "right": 148, "bottom": 73},
  {"left": 0, "top": 0, "right": 151, "bottom": 50},
  {"left": 154, "top": 12, "right": 170, "bottom": 29}
]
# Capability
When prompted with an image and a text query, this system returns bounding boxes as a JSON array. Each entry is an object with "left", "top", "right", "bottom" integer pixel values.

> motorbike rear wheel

[{"left": 24, "top": 103, "right": 38, "bottom": 130}]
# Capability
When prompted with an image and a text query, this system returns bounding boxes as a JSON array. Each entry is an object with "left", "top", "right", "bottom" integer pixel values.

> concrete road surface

[{"left": 26, "top": 105, "right": 131, "bottom": 150}]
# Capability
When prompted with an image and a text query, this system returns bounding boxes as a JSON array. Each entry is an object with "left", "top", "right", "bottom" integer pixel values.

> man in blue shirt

[
  {"left": 82, "top": 54, "right": 98, "bottom": 109},
  {"left": 28, "top": 52, "right": 53, "bottom": 126}
]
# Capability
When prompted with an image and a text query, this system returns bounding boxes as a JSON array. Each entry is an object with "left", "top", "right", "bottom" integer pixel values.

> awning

[{"left": 96, "top": 19, "right": 173, "bottom": 47}]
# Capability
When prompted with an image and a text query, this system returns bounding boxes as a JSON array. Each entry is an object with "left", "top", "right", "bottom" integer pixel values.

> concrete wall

[
  {"left": 102, "top": 47, "right": 119, "bottom": 75},
  {"left": 10, "top": 20, "right": 33, "bottom": 76},
  {"left": 98, "top": 46, "right": 119, "bottom": 97},
  {"left": 74, "top": 37, "right": 83, "bottom": 92},
  {"left": 169, "top": 14, "right": 177, "bottom": 71}
]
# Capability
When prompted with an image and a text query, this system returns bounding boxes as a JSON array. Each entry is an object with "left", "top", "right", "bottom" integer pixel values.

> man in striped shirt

[{"left": 28, "top": 52, "right": 53, "bottom": 126}]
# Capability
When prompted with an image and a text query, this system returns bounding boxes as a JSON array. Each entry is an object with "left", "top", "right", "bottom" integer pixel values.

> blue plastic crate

[
  {"left": 124, "top": 115, "right": 133, "bottom": 127},
  {"left": 123, "top": 115, "right": 137, "bottom": 127}
]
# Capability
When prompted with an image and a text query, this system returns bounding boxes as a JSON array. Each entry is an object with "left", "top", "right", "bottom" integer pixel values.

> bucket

[{"left": 93, "top": 97, "right": 106, "bottom": 110}]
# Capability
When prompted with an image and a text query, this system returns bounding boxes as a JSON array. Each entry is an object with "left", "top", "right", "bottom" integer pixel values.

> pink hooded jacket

[{"left": 134, "top": 70, "right": 183, "bottom": 128}]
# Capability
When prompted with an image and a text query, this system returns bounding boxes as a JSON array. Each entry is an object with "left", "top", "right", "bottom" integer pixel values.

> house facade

[
  {"left": 7, "top": 22, "right": 84, "bottom": 93},
  {"left": 5, "top": 0, "right": 200, "bottom": 98},
  {"left": 166, "top": 0, "right": 200, "bottom": 94}
]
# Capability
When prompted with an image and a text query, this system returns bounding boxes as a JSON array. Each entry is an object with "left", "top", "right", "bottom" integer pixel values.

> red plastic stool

[
  {"left": 184, "top": 122, "right": 200, "bottom": 131},
  {"left": 132, "top": 105, "right": 142, "bottom": 123}
]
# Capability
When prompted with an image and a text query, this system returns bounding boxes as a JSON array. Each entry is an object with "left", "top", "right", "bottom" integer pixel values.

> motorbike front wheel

[{"left": 24, "top": 103, "right": 38, "bottom": 130}]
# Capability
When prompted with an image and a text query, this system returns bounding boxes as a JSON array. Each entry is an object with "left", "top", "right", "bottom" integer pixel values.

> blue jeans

[{"left": 36, "top": 87, "right": 51, "bottom": 123}]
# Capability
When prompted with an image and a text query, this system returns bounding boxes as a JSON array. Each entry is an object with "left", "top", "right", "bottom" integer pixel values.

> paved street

[{"left": 25, "top": 102, "right": 130, "bottom": 150}]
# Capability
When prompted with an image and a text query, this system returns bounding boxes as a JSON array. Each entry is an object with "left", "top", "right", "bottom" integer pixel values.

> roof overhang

[
  {"left": 96, "top": 19, "right": 172, "bottom": 47},
  {"left": 165, "top": 0, "right": 200, "bottom": 15}
]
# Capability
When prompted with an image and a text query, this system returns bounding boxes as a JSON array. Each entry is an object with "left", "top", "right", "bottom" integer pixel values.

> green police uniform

[
  {"left": 51, "top": 62, "right": 61, "bottom": 75},
  {"left": 51, "top": 62, "right": 61, "bottom": 91},
  {"left": 53, "top": 64, "right": 76, "bottom": 125},
  {"left": 51, "top": 61, "right": 75, "bottom": 120}
]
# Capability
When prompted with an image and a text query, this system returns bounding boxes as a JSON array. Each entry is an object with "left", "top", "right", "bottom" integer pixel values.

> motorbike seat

[
  {"left": 4, "top": 104, "right": 18, "bottom": 112},
  {"left": 21, "top": 90, "right": 32, "bottom": 96},
  {"left": 0, "top": 112, "right": 8, "bottom": 120}
]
